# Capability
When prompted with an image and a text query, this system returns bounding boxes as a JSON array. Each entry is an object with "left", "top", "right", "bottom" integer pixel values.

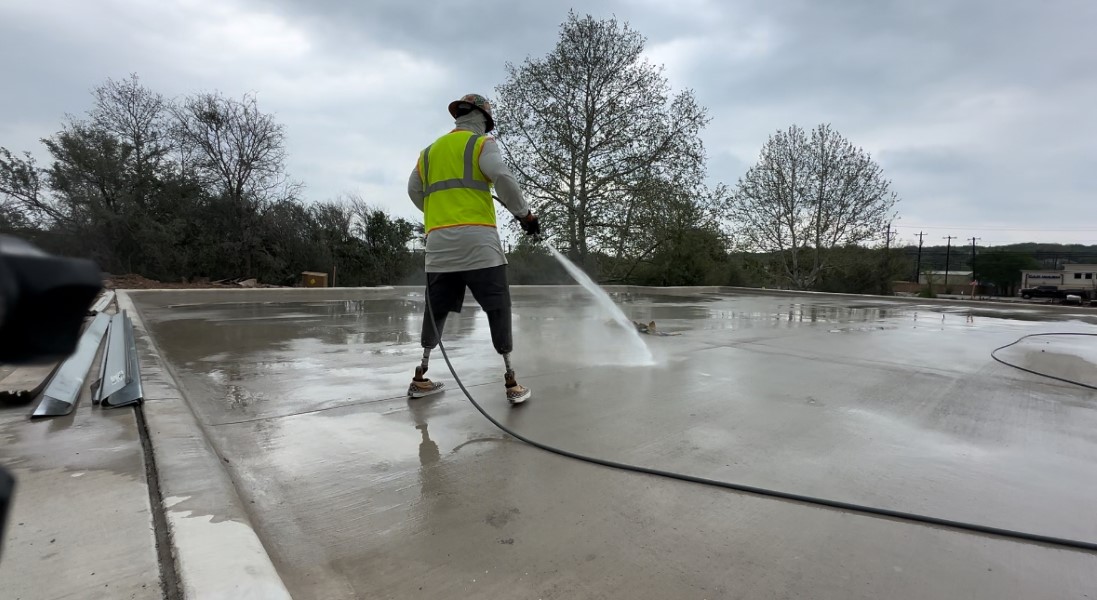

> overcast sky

[{"left": 1, "top": 0, "right": 1094, "bottom": 246}]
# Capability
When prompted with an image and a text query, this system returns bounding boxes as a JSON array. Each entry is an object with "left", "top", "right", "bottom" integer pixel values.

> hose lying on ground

[
  {"left": 425, "top": 290, "right": 1097, "bottom": 553},
  {"left": 990, "top": 332, "right": 1097, "bottom": 391}
]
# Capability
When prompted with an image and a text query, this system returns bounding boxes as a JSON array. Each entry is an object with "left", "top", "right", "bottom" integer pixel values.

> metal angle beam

[
  {"left": 101, "top": 311, "right": 144, "bottom": 409},
  {"left": 96, "top": 312, "right": 129, "bottom": 403},
  {"left": 31, "top": 312, "right": 111, "bottom": 418},
  {"left": 90, "top": 318, "right": 112, "bottom": 406}
]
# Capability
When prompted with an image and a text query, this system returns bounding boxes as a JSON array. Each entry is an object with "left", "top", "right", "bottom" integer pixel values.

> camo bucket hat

[{"left": 448, "top": 93, "right": 495, "bottom": 132}]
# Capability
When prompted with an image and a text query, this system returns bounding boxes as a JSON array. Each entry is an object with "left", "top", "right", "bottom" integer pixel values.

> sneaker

[
  {"left": 504, "top": 370, "right": 532, "bottom": 405},
  {"left": 408, "top": 366, "right": 445, "bottom": 399}
]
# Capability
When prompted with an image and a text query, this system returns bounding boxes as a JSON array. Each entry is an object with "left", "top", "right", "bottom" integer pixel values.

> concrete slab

[
  {"left": 129, "top": 287, "right": 1097, "bottom": 599},
  {"left": 0, "top": 344, "right": 161, "bottom": 599}
]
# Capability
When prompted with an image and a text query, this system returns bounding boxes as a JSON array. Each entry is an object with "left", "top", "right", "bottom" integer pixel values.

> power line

[
  {"left": 900, "top": 249, "right": 1097, "bottom": 255},
  {"left": 895, "top": 225, "right": 1097, "bottom": 232}
]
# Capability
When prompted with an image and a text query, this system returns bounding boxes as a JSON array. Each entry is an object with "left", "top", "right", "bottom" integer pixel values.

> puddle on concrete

[
  {"left": 138, "top": 294, "right": 1088, "bottom": 420},
  {"left": 827, "top": 326, "right": 896, "bottom": 333},
  {"left": 136, "top": 291, "right": 1097, "bottom": 428},
  {"left": 144, "top": 299, "right": 438, "bottom": 366}
]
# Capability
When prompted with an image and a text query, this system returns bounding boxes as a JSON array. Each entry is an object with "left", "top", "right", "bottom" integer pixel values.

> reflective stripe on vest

[{"left": 419, "top": 131, "right": 494, "bottom": 234}]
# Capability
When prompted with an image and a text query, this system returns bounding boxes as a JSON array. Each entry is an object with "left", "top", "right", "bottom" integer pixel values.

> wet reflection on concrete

[{"left": 130, "top": 288, "right": 1097, "bottom": 599}]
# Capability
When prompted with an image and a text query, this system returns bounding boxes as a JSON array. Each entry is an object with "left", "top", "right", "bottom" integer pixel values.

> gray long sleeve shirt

[{"left": 408, "top": 112, "right": 530, "bottom": 273}]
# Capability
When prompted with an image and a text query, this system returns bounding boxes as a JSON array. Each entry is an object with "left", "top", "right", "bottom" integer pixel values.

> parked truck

[{"left": 1020, "top": 285, "right": 1092, "bottom": 302}]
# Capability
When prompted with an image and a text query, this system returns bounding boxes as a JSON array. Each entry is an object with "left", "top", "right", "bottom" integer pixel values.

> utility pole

[
  {"left": 914, "top": 231, "right": 925, "bottom": 283},
  {"left": 969, "top": 237, "right": 980, "bottom": 277},
  {"left": 882, "top": 223, "right": 898, "bottom": 294},
  {"left": 943, "top": 236, "right": 957, "bottom": 291},
  {"left": 969, "top": 236, "right": 981, "bottom": 298}
]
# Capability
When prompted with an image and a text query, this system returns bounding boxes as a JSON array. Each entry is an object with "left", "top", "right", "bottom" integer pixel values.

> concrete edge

[{"left": 116, "top": 292, "right": 293, "bottom": 600}]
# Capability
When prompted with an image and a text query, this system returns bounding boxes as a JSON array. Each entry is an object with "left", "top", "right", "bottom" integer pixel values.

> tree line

[
  {"left": 9, "top": 11, "right": 1054, "bottom": 296},
  {"left": 1, "top": 75, "right": 418, "bottom": 287}
]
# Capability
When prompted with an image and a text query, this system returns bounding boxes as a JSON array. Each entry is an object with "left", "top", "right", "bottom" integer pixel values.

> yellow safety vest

[{"left": 418, "top": 130, "right": 494, "bottom": 234}]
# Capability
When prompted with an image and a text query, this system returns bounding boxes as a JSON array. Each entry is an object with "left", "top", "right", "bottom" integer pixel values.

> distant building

[
  {"left": 919, "top": 270, "right": 973, "bottom": 286},
  {"left": 1020, "top": 264, "right": 1097, "bottom": 292}
]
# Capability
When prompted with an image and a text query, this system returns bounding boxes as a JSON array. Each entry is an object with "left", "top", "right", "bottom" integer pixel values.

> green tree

[
  {"left": 604, "top": 176, "right": 730, "bottom": 283},
  {"left": 352, "top": 200, "right": 417, "bottom": 286},
  {"left": 41, "top": 121, "right": 140, "bottom": 271},
  {"left": 630, "top": 227, "right": 730, "bottom": 286},
  {"left": 973, "top": 250, "right": 1039, "bottom": 296},
  {"left": 0, "top": 147, "right": 57, "bottom": 227},
  {"left": 814, "top": 245, "right": 912, "bottom": 295},
  {"left": 505, "top": 237, "right": 571, "bottom": 285}
]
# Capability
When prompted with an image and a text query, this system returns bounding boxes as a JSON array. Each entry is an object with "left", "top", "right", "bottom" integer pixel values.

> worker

[{"left": 406, "top": 93, "right": 540, "bottom": 405}]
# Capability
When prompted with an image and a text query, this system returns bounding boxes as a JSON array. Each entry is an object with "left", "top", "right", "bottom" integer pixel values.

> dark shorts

[{"left": 426, "top": 265, "right": 511, "bottom": 314}]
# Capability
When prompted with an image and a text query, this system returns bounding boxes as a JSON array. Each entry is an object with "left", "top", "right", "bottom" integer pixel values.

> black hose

[
  {"left": 424, "top": 290, "right": 1097, "bottom": 553},
  {"left": 991, "top": 332, "right": 1097, "bottom": 391}
]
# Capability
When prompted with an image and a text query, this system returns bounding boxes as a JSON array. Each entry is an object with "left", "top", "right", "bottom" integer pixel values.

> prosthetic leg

[
  {"left": 409, "top": 266, "right": 531, "bottom": 404},
  {"left": 408, "top": 307, "right": 447, "bottom": 399},
  {"left": 487, "top": 307, "right": 531, "bottom": 405}
]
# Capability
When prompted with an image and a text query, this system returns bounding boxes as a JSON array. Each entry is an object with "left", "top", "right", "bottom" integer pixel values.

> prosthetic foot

[
  {"left": 504, "top": 370, "right": 532, "bottom": 405},
  {"left": 408, "top": 365, "right": 445, "bottom": 399}
]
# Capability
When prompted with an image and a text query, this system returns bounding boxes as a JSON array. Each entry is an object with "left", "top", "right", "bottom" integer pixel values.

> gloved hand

[{"left": 519, "top": 211, "right": 540, "bottom": 236}]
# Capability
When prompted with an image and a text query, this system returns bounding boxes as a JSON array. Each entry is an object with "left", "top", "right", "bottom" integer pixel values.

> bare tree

[
  {"left": 731, "top": 124, "right": 899, "bottom": 289},
  {"left": 171, "top": 91, "right": 295, "bottom": 276},
  {"left": 494, "top": 11, "right": 712, "bottom": 265},
  {"left": 171, "top": 91, "right": 289, "bottom": 204},
  {"left": 90, "top": 73, "right": 171, "bottom": 203}
]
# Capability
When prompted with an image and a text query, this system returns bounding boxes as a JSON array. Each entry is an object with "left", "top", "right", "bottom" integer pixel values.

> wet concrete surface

[
  {"left": 0, "top": 355, "right": 160, "bottom": 599},
  {"left": 117, "top": 291, "right": 293, "bottom": 600},
  {"left": 130, "top": 287, "right": 1097, "bottom": 599}
]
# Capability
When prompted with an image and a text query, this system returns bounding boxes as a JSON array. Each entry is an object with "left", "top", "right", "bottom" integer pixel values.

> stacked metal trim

[
  {"left": 31, "top": 309, "right": 145, "bottom": 417},
  {"left": 31, "top": 312, "right": 111, "bottom": 418},
  {"left": 94, "top": 310, "right": 144, "bottom": 409}
]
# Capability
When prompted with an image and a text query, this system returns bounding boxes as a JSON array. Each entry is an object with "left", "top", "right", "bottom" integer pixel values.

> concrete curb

[{"left": 117, "top": 292, "right": 292, "bottom": 600}]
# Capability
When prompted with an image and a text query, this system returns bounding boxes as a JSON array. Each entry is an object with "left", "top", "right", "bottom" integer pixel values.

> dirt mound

[{"left": 104, "top": 274, "right": 233, "bottom": 290}]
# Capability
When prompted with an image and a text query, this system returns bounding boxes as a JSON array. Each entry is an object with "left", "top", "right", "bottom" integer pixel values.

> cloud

[{"left": 1, "top": 0, "right": 1095, "bottom": 243}]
